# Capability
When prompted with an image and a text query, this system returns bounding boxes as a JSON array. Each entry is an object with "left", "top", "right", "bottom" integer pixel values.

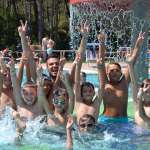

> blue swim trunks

[{"left": 98, "top": 115, "right": 128, "bottom": 124}]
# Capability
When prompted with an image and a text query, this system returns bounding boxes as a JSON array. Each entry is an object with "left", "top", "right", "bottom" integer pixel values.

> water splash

[
  {"left": 0, "top": 107, "right": 16, "bottom": 145},
  {"left": 70, "top": 0, "right": 150, "bottom": 82}
]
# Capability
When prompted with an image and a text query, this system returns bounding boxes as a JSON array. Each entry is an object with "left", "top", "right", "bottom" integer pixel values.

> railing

[
  {"left": 86, "top": 47, "right": 132, "bottom": 62},
  {"left": 1, "top": 48, "right": 149, "bottom": 63}
]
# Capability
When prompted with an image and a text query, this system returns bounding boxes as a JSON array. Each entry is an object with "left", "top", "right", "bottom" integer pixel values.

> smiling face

[
  {"left": 81, "top": 82, "right": 95, "bottom": 104},
  {"left": 107, "top": 63, "right": 123, "bottom": 84},
  {"left": 78, "top": 114, "right": 96, "bottom": 132},
  {"left": 22, "top": 85, "right": 37, "bottom": 106},
  {"left": 53, "top": 88, "right": 68, "bottom": 113},
  {"left": 46, "top": 57, "right": 59, "bottom": 78}
]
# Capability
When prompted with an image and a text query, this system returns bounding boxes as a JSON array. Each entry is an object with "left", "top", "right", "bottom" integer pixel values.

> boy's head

[
  {"left": 53, "top": 87, "right": 68, "bottom": 113},
  {"left": 106, "top": 62, "right": 123, "bottom": 84},
  {"left": 21, "top": 81, "right": 37, "bottom": 106},
  {"left": 42, "top": 74, "right": 53, "bottom": 95},
  {"left": 78, "top": 114, "right": 96, "bottom": 132},
  {"left": 46, "top": 53, "right": 60, "bottom": 78},
  {"left": 81, "top": 82, "right": 95, "bottom": 104}
]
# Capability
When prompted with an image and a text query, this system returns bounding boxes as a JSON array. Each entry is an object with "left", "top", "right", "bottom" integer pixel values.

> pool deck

[{"left": 63, "top": 61, "right": 128, "bottom": 74}]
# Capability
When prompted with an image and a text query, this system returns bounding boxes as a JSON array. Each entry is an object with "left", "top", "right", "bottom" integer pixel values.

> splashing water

[
  {"left": 70, "top": 0, "right": 150, "bottom": 82},
  {"left": 1, "top": 108, "right": 150, "bottom": 150}
]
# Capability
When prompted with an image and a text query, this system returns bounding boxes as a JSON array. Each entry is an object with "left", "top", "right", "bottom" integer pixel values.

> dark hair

[
  {"left": 141, "top": 78, "right": 150, "bottom": 88},
  {"left": 108, "top": 62, "right": 121, "bottom": 70},
  {"left": 42, "top": 73, "right": 51, "bottom": 81},
  {"left": 46, "top": 52, "right": 60, "bottom": 61},
  {"left": 22, "top": 81, "right": 37, "bottom": 88},
  {"left": 79, "top": 114, "right": 96, "bottom": 125},
  {"left": 81, "top": 72, "right": 86, "bottom": 78},
  {"left": 81, "top": 82, "right": 94, "bottom": 97}
]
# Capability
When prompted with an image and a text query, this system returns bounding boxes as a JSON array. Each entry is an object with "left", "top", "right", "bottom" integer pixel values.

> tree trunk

[
  {"left": 11, "top": 0, "right": 19, "bottom": 21},
  {"left": 36, "top": 0, "right": 44, "bottom": 43}
]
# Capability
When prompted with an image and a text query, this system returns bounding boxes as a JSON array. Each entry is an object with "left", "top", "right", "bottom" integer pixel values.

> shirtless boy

[
  {"left": 74, "top": 22, "right": 103, "bottom": 132},
  {"left": 97, "top": 31, "right": 145, "bottom": 123}
]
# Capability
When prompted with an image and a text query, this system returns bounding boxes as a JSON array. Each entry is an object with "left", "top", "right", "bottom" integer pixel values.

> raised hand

[
  {"left": 59, "top": 51, "right": 66, "bottom": 69},
  {"left": 66, "top": 115, "right": 74, "bottom": 129},
  {"left": 135, "top": 32, "right": 145, "bottom": 47},
  {"left": 18, "top": 20, "right": 27, "bottom": 36},
  {"left": 75, "top": 52, "right": 82, "bottom": 64},
  {"left": 36, "top": 58, "right": 43, "bottom": 78},
  {"left": 36, "top": 60, "right": 44, "bottom": 86},
  {"left": 125, "top": 50, "right": 134, "bottom": 65},
  {"left": 80, "top": 21, "right": 90, "bottom": 38},
  {"left": 42, "top": 37, "right": 48, "bottom": 47}
]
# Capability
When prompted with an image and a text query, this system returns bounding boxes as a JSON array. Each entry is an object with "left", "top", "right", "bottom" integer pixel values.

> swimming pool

[
  {"left": 3, "top": 68, "right": 146, "bottom": 150},
  {"left": 1, "top": 107, "right": 150, "bottom": 150}
]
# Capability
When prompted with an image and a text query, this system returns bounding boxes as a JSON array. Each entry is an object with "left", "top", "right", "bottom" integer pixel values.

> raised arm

[
  {"left": 74, "top": 52, "right": 82, "bottom": 106},
  {"left": 8, "top": 59, "right": 22, "bottom": 106},
  {"left": 69, "top": 21, "right": 90, "bottom": 85},
  {"left": 37, "top": 63, "right": 53, "bottom": 115},
  {"left": 97, "top": 32, "right": 107, "bottom": 97},
  {"left": 42, "top": 37, "right": 48, "bottom": 61},
  {"left": 66, "top": 115, "right": 73, "bottom": 150},
  {"left": 125, "top": 32, "right": 145, "bottom": 81},
  {"left": 126, "top": 54, "right": 138, "bottom": 106},
  {"left": 96, "top": 56, "right": 105, "bottom": 103},
  {"left": 60, "top": 72, "right": 74, "bottom": 114},
  {"left": 18, "top": 20, "right": 36, "bottom": 81}
]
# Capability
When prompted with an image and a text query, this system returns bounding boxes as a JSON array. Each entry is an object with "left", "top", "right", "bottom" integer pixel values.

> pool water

[
  {"left": 8, "top": 68, "right": 149, "bottom": 150},
  {"left": 1, "top": 108, "right": 150, "bottom": 150}
]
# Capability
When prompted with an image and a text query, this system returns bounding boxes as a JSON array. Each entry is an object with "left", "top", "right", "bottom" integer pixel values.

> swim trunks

[{"left": 98, "top": 115, "right": 128, "bottom": 124}]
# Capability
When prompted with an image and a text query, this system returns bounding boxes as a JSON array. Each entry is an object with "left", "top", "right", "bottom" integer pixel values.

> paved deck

[{"left": 42, "top": 61, "right": 128, "bottom": 74}]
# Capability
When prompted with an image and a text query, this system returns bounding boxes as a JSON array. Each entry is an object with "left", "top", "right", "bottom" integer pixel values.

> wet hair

[
  {"left": 108, "top": 62, "right": 121, "bottom": 70},
  {"left": 141, "top": 78, "right": 150, "bottom": 88},
  {"left": 22, "top": 81, "right": 37, "bottom": 88},
  {"left": 53, "top": 88, "right": 69, "bottom": 102},
  {"left": 81, "top": 82, "right": 94, "bottom": 97},
  {"left": 79, "top": 114, "right": 96, "bottom": 125}
]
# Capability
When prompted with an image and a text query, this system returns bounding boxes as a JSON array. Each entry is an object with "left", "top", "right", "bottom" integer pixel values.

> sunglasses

[
  {"left": 53, "top": 98, "right": 65, "bottom": 106},
  {"left": 79, "top": 123, "right": 95, "bottom": 128}
]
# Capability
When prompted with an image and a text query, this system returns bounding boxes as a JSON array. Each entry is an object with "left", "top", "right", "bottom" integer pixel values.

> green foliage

[{"left": 0, "top": 0, "right": 70, "bottom": 50}]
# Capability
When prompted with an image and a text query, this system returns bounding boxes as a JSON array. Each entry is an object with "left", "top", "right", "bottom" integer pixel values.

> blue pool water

[
  {"left": 5, "top": 68, "right": 147, "bottom": 150},
  {"left": 1, "top": 108, "right": 150, "bottom": 150}
]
